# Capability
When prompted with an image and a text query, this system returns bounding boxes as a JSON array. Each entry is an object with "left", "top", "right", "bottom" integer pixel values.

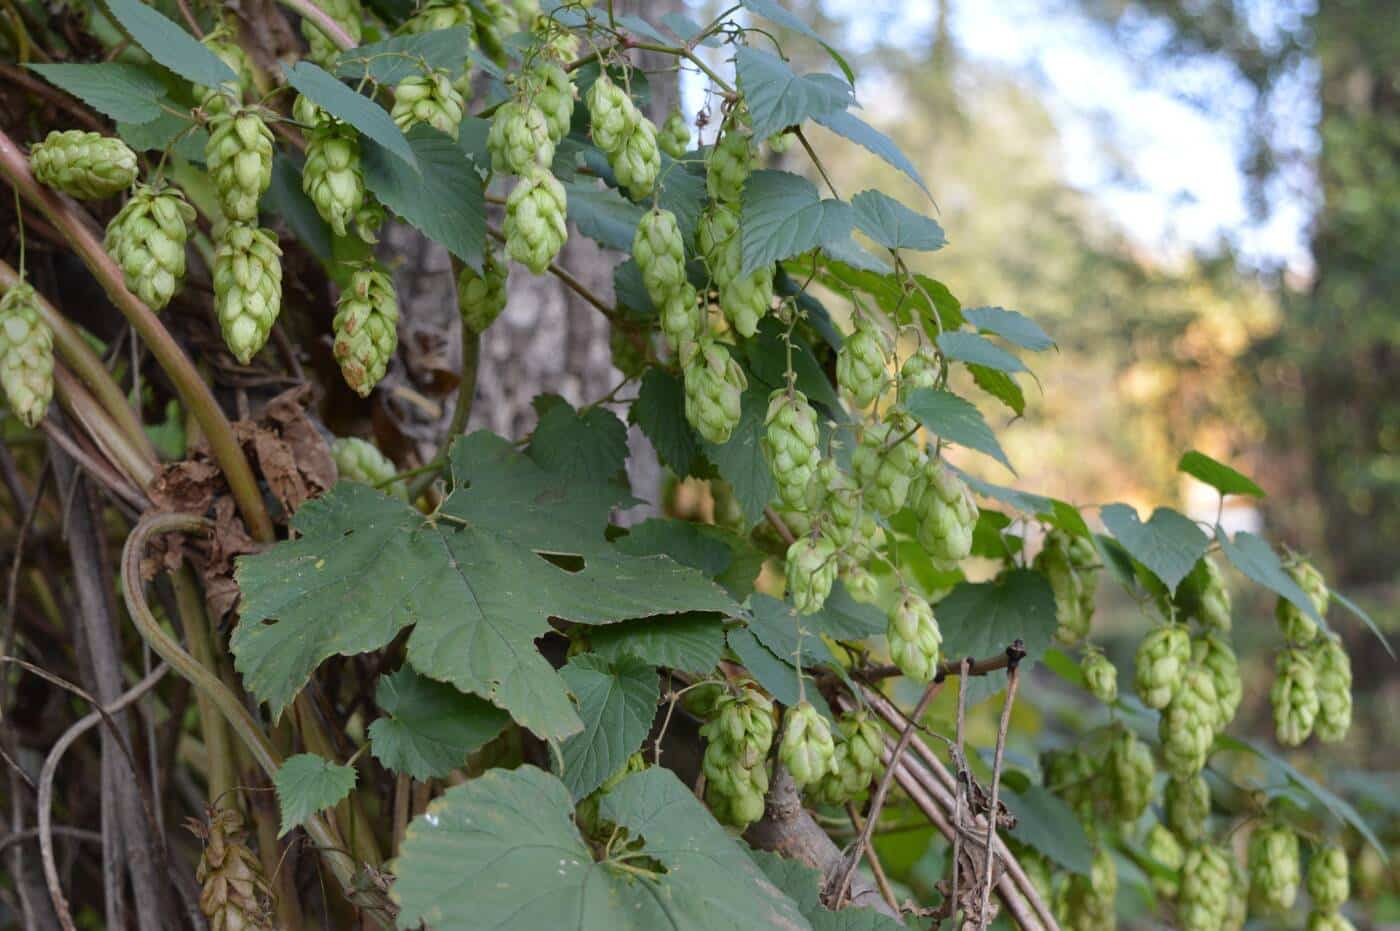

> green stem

[
  {"left": 50, "top": 364, "right": 155, "bottom": 489},
  {"left": 406, "top": 319, "right": 480, "bottom": 500},
  {"left": 168, "top": 566, "right": 238, "bottom": 810},
  {"left": 0, "top": 127, "right": 275, "bottom": 542},
  {"left": 275, "top": 0, "right": 357, "bottom": 50}
]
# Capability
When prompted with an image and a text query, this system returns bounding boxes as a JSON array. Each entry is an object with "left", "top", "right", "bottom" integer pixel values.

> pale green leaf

[
  {"left": 565, "top": 179, "right": 644, "bottom": 251},
  {"left": 367, "top": 667, "right": 510, "bottom": 780},
  {"left": 1176, "top": 450, "right": 1265, "bottom": 498},
  {"left": 903, "top": 387, "right": 1014, "bottom": 472},
  {"left": 937, "top": 331, "right": 1027, "bottom": 374},
  {"left": 969, "top": 364, "right": 1025, "bottom": 416},
  {"left": 1099, "top": 504, "right": 1209, "bottom": 593},
  {"left": 558, "top": 654, "right": 658, "bottom": 799},
  {"left": 274, "top": 753, "right": 356, "bottom": 837},
  {"left": 1214, "top": 528, "right": 1324, "bottom": 629},
  {"left": 734, "top": 46, "right": 850, "bottom": 141},
  {"left": 811, "top": 107, "right": 930, "bottom": 197},
  {"left": 962, "top": 306, "right": 1054, "bottom": 352},
  {"left": 1004, "top": 784, "right": 1093, "bottom": 875},
  {"left": 851, "top": 189, "right": 945, "bottom": 251},
  {"left": 334, "top": 27, "right": 476, "bottom": 84},
  {"left": 117, "top": 111, "right": 206, "bottom": 160},
  {"left": 726, "top": 627, "right": 832, "bottom": 719},
  {"left": 104, "top": 0, "right": 235, "bottom": 88}
]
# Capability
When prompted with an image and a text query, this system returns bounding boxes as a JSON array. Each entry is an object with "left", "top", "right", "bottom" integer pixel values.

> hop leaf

[
  {"left": 779, "top": 701, "right": 836, "bottom": 788},
  {"left": 213, "top": 223, "right": 282, "bottom": 365},
  {"left": 1312, "top": 635, "right": 1353, "bottom": 743},
  {"left": 205, "top": 105, "right": 274, "bottom": 221},
  {"left": 1248, "top": 820, "right": 1301, "bottom": 912},
  {"left": 1080, "top": 649, "right": 1118, "bottom": 703},
  {"left": 30, "top": 130, "right": 137, "bottom": 200},
  {"left": 456, "top": 250, "right": 508, "bottom": 335},
  {"left": 0, "top": 283, "right": 54, "bottom": 428},
  {"left": 762, "top": 388, "right": 820, "bottom": 509},
  {"left": 488, "top": 100, "right": 555, "bottom": 175},
  {"left": 333, "top": 263, "right": 399, "bottom": 396},
  {"left": 887, "top": 591, "right": 942, "bottom": 682},
  {"left": 1134, "top": 624, "right": 1190, "bottom": 709},
  {"left": 836, "top": 315, "right": 888, "bottom": 408},
  {"left": 392, "top": 69, "right": 465, "bottom": 139},
  {"left": 785, "top": 534, "right": 837, "bottom": 615},
  {"left": 608, "top": 323, "right": 648, "bottom": 379},
  {"left": 1271, "top": 647, "right": 1319, "bottom": 747},
  {"left": 504, "top": 166, "right": 568, "bottom": 274},
  {"left": 681, "top": 337, "right": 745, "bottom": 444},
  {"left": 658, "top": 105, "right": 690, "bottom": 158},
  {"left": 103, "top": 185, "right": 196, "bottom": 311}
]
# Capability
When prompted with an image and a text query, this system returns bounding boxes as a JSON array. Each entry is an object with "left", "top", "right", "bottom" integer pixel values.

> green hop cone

[
  {"left": 1192, "top": 631, "right": 1242, "bottom": 727},
  {"left": 205, "top": 106, "right": 274, "bottom": 221},
  {"left": 1249, "top": 820, "right": 1301, "bottom": 912},
  {"left": 1313, "top": 635, "right": 1353, "bottom": 743},
  {"left": 520, "top": 63, "right": 575, "bottom": 144},
  {"left": 1308, "top": 843, "right": 1349, "bottom": 911},
  {"left": 301, "top": 0, "right": 362, "bottom": 66},
  {"left": 1223, "top": 849, "right": 1249, "bottom": 931},
  {"left": 785, "top": 535, "right": 837, "bottom": 615},
  {"left": 1164, "top": 774, "right": 1210, "bottom": 844},
  {"left": 897, "top": 343, "right": 940, "bottom": 402},
  {"left": 488, "top": 100, "right": 554, "bottom": 175},
  {"left": 909, "top": 457, "right": 978, "bottom": 562},
  {"left": 807, "top": 743, "right": 856, "bottom": 806},
  {"left": 681, "top": 337, "right": 745, "bottom": 443},
  {"left": 201, "top": 24, "right": 257, "bottom": 98},
  {"left": 1058, "top": 846, "right": 1117, "bottom": 930},
  {"left": 718, "top": 266, "right": 773, "bottom": 338},
  {"left": 354, "top": 199, "right": 386, "bottom": 244},
  {"left": 779, "top": 701, "right": 837, "bottom": 788},
  {"left": 632, "top": 208, "right": 686, "bottom": 305},
  {"left": 30, "top": 130, "right": 137, "bottom": 200},
  {"left": 1159, "top": 664, "right": 1219, "bottom": 779},
  {"left": 1081, "top": 649, "right": 1118, "bottom": 703},
  {"left": 839, "top": 561, "right": 879, "bottom": 604},
  {"left": 836, "top": 316, "right": 888, "bottom": 408},
  {"left": 611, "top": 117, "right": 661, "bottom": 200},
  {"left": 851, "top": 415, "right": 919, "bottom": 517},
  {"left": 763, "top": 388, "right": 820, "bottom": 509},
  {"left": 456, "top": 251, "right": 508, "bottom": 335},
  {"left": 1106, "top": 727, "right": 1154, "bottom": 823},
  {"left": 331, "top": 436, "right": 407, "bottom": 500},
  {"left": 839, "top": 711, "right": 883, "bottom": 780},
  {"left": 1134, "top": 623, "right": 1191, "bottom": 709},
  {"left": 659, "top": 105, "right": 690, "bottom": 158},
  {"left": 697, "top": 202, "right": 741, "bottom": 288},
  {"left": 585, "top": 74, "right": 639, "bottom": 153},
  {"left": 1271, "top": 646, "right": 1319, "bottom": 747},
  {"left": 302, "top": 119, "right": 365, "bottom": 237},
  {"left": 660, "top": 284, "right": 702, "bottom": 352},
  {"left": 704, "top": 760, "right": 768, "bottom": 827},
  {"left": 1179, "top": 844, "right": 1232, "bottom": 931},
  {"left": 1036, "top": 530, "right": 1098, "bottom": 644},
  {"left": 887, "top": 591, "right": 942, "bottom": 683},
  {"left": 1307, "top": 912, "right": 1358, "bottom": 931},
  {"left": 1042, "top": 747, "right": 1095, "bottom": 823},
  {"left": 706, "top": 127, "right": 753, "bottom": 203},
  {"left": 213, "top": 224, "right": 282, "bottom": 365},
  {"left": 1176, "top": 556, "right": 1232, "bottom": 631},
  {"left": 1146, "top": 822, "right": 1184, "bottom": 899},
  {"left": 1276, "top": 558, "right": 1328, "bottom": 645},
  {"left": 332, "top": 263, "right": 399, "bottom": 396},
  {"left": 103, "top": 185, "right": 196, "bottom": 311},
  {"left": 392, "top": 69, "right": 465, "bottom": 139},
  {"left": 712, "top": 685, "right": 776, "bottom": 764},
  {"left": 0, "top": 284, "right": 54, "bottom": 428},
  {"left": 768, "top": 132, "right": 796, "bottom": 154},
  {"left": 504, "top": 166, "right": 568, "bottom": 274}
]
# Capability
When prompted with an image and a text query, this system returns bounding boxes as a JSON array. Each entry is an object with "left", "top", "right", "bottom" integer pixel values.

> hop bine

[
  {"left": 30, "top": 130, "right": 137, "bottom": 200},
  {"left": 0, "top": 283, "right": 54, "bottom": 428},
  {"left": 104, "top": 185, "right": 197, "bottom": 311}
]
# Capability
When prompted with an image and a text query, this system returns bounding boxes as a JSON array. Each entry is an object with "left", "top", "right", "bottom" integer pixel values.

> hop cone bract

[
  {"left": 908, "top": 457, "right": 978, "bottom": 563},
  {"left": 585, "top": 74, "right": 639, "bottom": 153},
  {"left": 1036, "top": 530, "right": 1099, "bottom": 644},
  {"left": 192, "top": 808, "right": 274, "bottom": 931},
  {"left": 332, "top": 436, "right": 407, "bottom": 500}
]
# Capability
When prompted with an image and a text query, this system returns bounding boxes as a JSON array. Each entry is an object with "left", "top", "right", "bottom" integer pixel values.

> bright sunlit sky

[{"left": 691, "top": 0, "right": 1319, "bottom": 275}]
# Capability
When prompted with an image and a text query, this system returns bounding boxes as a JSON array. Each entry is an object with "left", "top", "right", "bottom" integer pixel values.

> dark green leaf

[
  {"left": 565, "top": 179, "right": 645, "bottom": 251},
  {"left": 851, "top": 189, "right": 945, "bottom": 251},
  {"left": 744, "top": 316, "right": 843, "bottom": 414},
  {"left": 734, "top": 46, "right": 850, "bottom": 141},
  {"left": 971, "top": 509, "right": 1020, "bottom": 559},
  {"left": 367, "top": 667, "right": 510, "bottom": 780},
  {"left": 588, "top": 613, "right": 727, "bottom": 675},
  {"left": 812, "top": 107, "right": 930, "bottom": 198},
  {"left": 903, "top": 388, "right": 1014, "bottom": 472},
  {"left": 969, "top": 364, "right": 1025, "bottom": 416},
  {"left": 952, "top": 469, "right": 1052, "bottom": 515},
  {"left": 274, "top": 753, "right": 356, "bottom": 836},
  {"left": 809, "top": 582, "right": 887, "bottom": 640},
  {"left": 528, "top": 400, "right": 629, "bottom": 488},
  {"left": 821, "top": 235, "right": 893, "bottom": 273},
  {"left": 727, "top": 627, "right": 831, "bottom": 719},
  {"left": 656, "top": 152, "right": 707, "bottom": 246},
  {"left": 938, "top": 332, "right": 1027, "bottom": 374},
  {"left": 1215, "top": 528, "right": 1323, "bottom": 629},
  {"left": 117, "top": 111, "right": 206, "bottom": 160},
  {"left": 740, "top": 0, "right": 855, "bottom": 84},
  {"left": 614, "top": 257, "right": 656, "bottom": 317},
  {"left": 937, "top": 569, "right": 1057, "bottom": 706},
  {"left": 104, "top": 0, "right": 236, "bottom": 88},
  {"left": 614, "top": 13, "right": 673, "bottom": 46},
  {"left": 363, "top": 125, "right": 485, "bottom": 270},
  {"left": 1176, "top": 450, "right": 1265, "bottom": 498},
  {"left": 750, "top": 849, "right": 908, "bottom": 929},
  {"left": 962, "top": 306, "right": 1054, "bottom": 352},
  {"left": 1099, "top": 504, "right": 1209, "bottom": 593},
  {"left": 29, "top": 62, "right": 168, "bottom": 124},
  {"left": 740, "top": 170, "right": 854, "bottom": 277},
  {"left": 747, "top": 593, "right": 841, "bottom": 672},
  {"left": 558, "top": 654, "right": 658, "bottom": 799},
  {"left": 334, "top": 27, "right": 477, "bottom": 84},
  {"left": 1004, "top": 784, "right": 1093, "bottom": 875},
  {"left": 631, "top": 368, "right": 701, "bottom": 476},
  {"left": 615, "top": 519, "right": 732, "bottom": 577},
  {"left": 265, "top": 153, "right": 332, "bottom": 264},
  {"left": 700, "top": 384, "right": 776, "bottom": 528},
  {"left": 285, "top": 61, "right": 416, "bottom": 168}
]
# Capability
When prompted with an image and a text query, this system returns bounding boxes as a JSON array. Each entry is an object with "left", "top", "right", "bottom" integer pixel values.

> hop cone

[
  {"left": 1272, "top": 647, "right": 1319, "bottom": 746},
  {"left": 1146, "top": 822, "right": 1184, "bottom": 899},
  {"left": 213, "top": 224, "right": 282, "bottom": 364},
  {"left": 192, "top": 808, "right": 274, "bottom": 931},
  {"left": 1036, "top": 530, "right": 1098, "bottom": 644},
  {"left": 30, "top": 130, "right": 137, "bottom": 200},
  {"left": 897, "top": 343, "right": 940, "bottom": 402},
  {"left": 839, "top": 560, "right": 879, "bottom": 604},
  {"left": 612, "top": 117, "right": 661, "bottom": 200},
  {"left": 1164, "top": 774, "right": 1210, "bottom": 844},
  {"left": 808, "top": 459, "right": 880, "bottom": 560},
  {"left": 763, "top": 389, "right": 820, "bottom": 509},
  {"left": 1160, "top": 665, "right": 1219, "bottom": 778},
  {"left": 331, "top": 436, "right": 407, "bottom": 500},
  {"left": 659, "top": 105, "right": 690, "bottom": 158},
  {"left": 785, "top": 535, "right": 837, "bottom": 615},
  {"left": 401, "top": 0, "right": 473, "bottom": 34},
  {"left": 719, "top": 266, "right": 774, "bottom": 338},
  {"left": 1176, "top": 556, "right": 1232, "bottom": 631},
  {"left": 697, "top": 202, "right": 741, "bottom": 288},
  {"left": 1192, "top": 631, "right": 1242, "bottom": 727},
  {"left": 1313, "top": 635, "right": 1353, "bottom": 743},
  {"left": 657, "top": 284, "right": 701, "bottom": 353},
  {"left": 681, "top": 337, "right": 745, "bottom": 444},
  {"left": 104, "top": 185, "right": 196, "bottom": 311},
  {"left": 768, "top": 132, "right": 796, "bottom": 154},
  {"left": 851, "top": 415, "right": 919, "bottom": 517},
  {"left": 1307, "top": 911, "right": 1358, "bottom": 931},
  {"left": 504, "top": 166, "right": 568, "bottom": 273},
  {"left": 488, "top": 100, "right": 554, "bottom": 175},
  {"left": 1057, "top": 847, "right": 1117, "bottom": 930},
  {"left": 704, "top": 758, "right": 767, "bottom": 827},
  {"left": 0, "top": 284, "right": 54, "bottom": 428},
  {"left": 586, "top": 74, "right": 639, "bottom": 153},
  {"left": 909, "top": 457, "right": 978, "bottom": 563},
  {"left": 1134, "top": 624, "right": 1190, "bottom": 709},
  {"left": 1106, "top": 727, "right": 1154, "bottom": 823},
  {"left": 521, "top": 63, "right": 575, "bottom": 144},
  {"left": 392, "top": 70, "right": 465, "bottom": 138},
  {"left": 1308, "top": 843, "right": 1349, "bottom": 911},
  {"left": 706, "top": 127, "right": 753, "bottom": 203},
  {"left": 711, "top": 685, "right": 775, "bottom": 764},
  {"left": 1042, "top": 747, "right": 1095, "bottom": 823},
  {"left": 354, "top": 199, "right": 386, "bottom": 244},
  {"left": 1179, "top": 844, "right": 1232, "bottom": 931},
  {"left": 333, "top": 264, "right": 398, "bottom": 396},
  {"left": 303, "top": 119, "right": 365, "bottom": 237},
  {"left": 1249, "top": 820, "right": 1301, "bottom": 912},
  {"left": 205, "top": 106, "right": 274, "bottom": 221},
  {"left": 1276, "top": 559, "right": 1328, "bottom": 645},
  {"left": 779, "top": 701, "right": 836, "bottom": 787},
  {"left": 633, "top": 208, "right": 686, "bottom": 305},
  {"left": 456, "top": 251, "right": 508, "bottom": 335},
  {"left": 836, "top": 316, "right": 888, "bottom": 407},
  {"left": 808, "top": 743, "right": 856, "bottom": 806},
  {"left": 1081, "top": 649, "right": 1118, "bottom": 703},
  {"left": 888, "top": 591, "right": 942, "bottom": 683},
  {"left": 1223, "top": 850, "right": 1249, "bottom": 931},
  {"left": 302, "top": 0, "right": 362, "bottom": 66},
  {"left": 840, "top": 711, "right": 883, "bottom": 779}
]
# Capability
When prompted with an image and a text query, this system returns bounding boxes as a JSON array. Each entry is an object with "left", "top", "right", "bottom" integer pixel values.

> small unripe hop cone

[
  {"left": 333, "top": 264, "right": 399, "bottom": 396},
  {"left": 778, "top": 701, "right": 837, "bottom": 788},
  {"left": 0, "top": 283, "right": 54, "bottom": 428},
  {"left": 457, "top": 251, "right": 509, "bottom": 335},
  {"left": 213, "top": 224, "right": 282, "bottom": 365}
]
